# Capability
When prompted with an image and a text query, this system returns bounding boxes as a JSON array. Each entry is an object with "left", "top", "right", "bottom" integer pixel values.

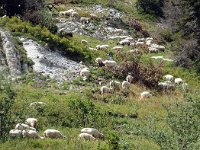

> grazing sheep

[
  {"left": 90, "top": 14, "right": 98, "bottom": 20},
  {"left": 130, "top": 42, "right": 135, "bottom": 47},
  {"left": 112, "top": 46, "right": 123, "bottom": 51},
  {"left": 158, "top": 81, "right": 175, "bottom": 90},
  {"left": 81, "top": 128, "right": 104, "bottom": 139},
  {"left": 175, "top": 78, "right": 183, "bottom": 84},
  {"left": 113, "top": 29, "right": 123, "bottom": 34},
  {"left": 89, "top": 47, "right": 97, "bottom": 51},
  {"left": 110, "top": 80, "right": 121, "bottom": 91},
  {"left": 96, "top": 45, "right": 109, "bottom": 50},
  {"left": 140, "top": 91, "right": 152, "bottom": 99},
  {"left": 44, "top": 129, "right": 65, "bottom": 139},
  {"left": 135, "top": 41, "right": 145, "bottom": 46},
  {"left": 126, "top": 75, "right": 133, "bottom": 83},
  {"left": 146, "top": 40, "right": 152, "bottom": 46},
  {"left": 128, "top": 49, "right": 141, "bottom": 55},
  {"left": 149, "top": 47, "right": 158, "bottom": 53},
  {"left": 95, "top": 58, "right": 104, "bottom": 67},
  {"left": 122, "top": 81, "right": 130, "bottom": 90},
  {"left": 71, "top": 11, "right": 79, "bottom": 17},
  {"left": 163, "top": 74, "right": 174, "bottom": 81},
  {"left": 26, "top": 118, "right": 37, "bottom": 128},
  {"left": 30, "top": 102, "right": 46, "bottom": 107},
  {"left": 15, "top": 123, "right": 36, "bottom": 131},
  {"left": 81, "top": 39, "right": 88, "bottom": 45},
  {"left": 125, "top": 37, "right": 134, "bottom": 41},
  {"left": 103, "top": 60, "right": 117, "bottom": 68},
  {"left": 146, "top": 37, "right": 153, "bottom": 41},
  {"left": 80, "top": 68, "right": 90, "bottom": 80},
  {"left": 150, "top": 44, "right": 165, "bottom": 52},
  {"left": 22, "top": 130, "right": 42, "bottom": 139},
  {"left": 65, "top": 9, "right": 75, "bottom": 16},
  {"left": 119, "top": 39, "right": 130, "bottom": 45},
  {"left": 79, "top": 133, "right": 96, "bottom": 141},
  {"left": 100, "top": 86, "right": 113, "bottom": 94},
  {"left": 137, "top": 38, "right": 145, "bottom": 42},
  {"left": 9, "top": 129, "right": 22, "bottom": 138},
  {"left": 80, "top": 17, "right": 90, "bottom": 24}
]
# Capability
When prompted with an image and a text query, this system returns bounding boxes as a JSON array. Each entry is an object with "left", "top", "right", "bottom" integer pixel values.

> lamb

[
  {"left": 15, "top": 123, "right": 36, "bottom": 131},
  {"left": 9, "top": 129, "right": 22, "bottom": 138},
  {"left": 79, "top": 133, "right": 96, "bottom": 141},
  {"left": 44, "top": 129, "right": 65, "bottom": 139},
  {"left": 81, "top": 39, "right": 88, "bottom": 45},
  {"left": 103, "top": 60, "right": 117, "bottom": 68},
  {"left": 81, "top": 128, "right": 104, "bottom": 139},
  {"left": 26, "top": 118, "right": 37, "bottom": 128},
  {"left": 163, "top": 74, "right": 174, "bottom": 81},
  {"left": 112, "top": 46, "right": 123, "bottom": 51},
  {"left": 96, "top": 45, "right": 109, "bottom": 50},
  {"left": 119, "top": 39, "right": 130, "bottom": 45},
  {"left": 30, "top": 102, "right": 46, "bottom": 107},
  {"left": 175, "top": 78, "right": 183, "bottom": 84},
  {"left": 122, "top": 81, "right": 130, "bottom": 90},
  {"left": 80, "top": 17, "right": 90, "bottom": 24},
  {"left": 22, "top": 130, "right": 43, "bottom": 139},
  {"left": 110, "top": 80, "right": 121, "bottom": 91},
  {"left": 95, "top": 58, "right": 104, "bottom": 67},
  {"left": 140, "top": 91, "right": 152, "bottom": 99},
  {"left": 100, "top": 86, "right": 113, "bottom": 94},
  {"left": 126, "top": 75, "right": 134, "bottom": 83}
]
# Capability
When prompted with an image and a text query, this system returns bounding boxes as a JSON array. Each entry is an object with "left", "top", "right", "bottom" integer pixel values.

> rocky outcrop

[
  {"left": 20, "top": 38, "right": 86, "bottom": 82},
  {"left": 0, "top": 28, "right": 22, "bottom": 79}
]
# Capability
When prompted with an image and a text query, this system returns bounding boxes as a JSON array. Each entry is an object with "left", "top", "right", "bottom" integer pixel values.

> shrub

[{"left": 136, "top": 0, "right": 164, "bottom": 17}]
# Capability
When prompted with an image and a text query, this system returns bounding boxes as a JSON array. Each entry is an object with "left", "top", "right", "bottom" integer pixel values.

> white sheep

[
  {"left": 125, "top": 37, "right": 134, "bottom": 41},
  {"left": 163, "top": 74, "right": 174, "bottom": 81},
  {"left": 81, "top": 39, "right": 88, "bottom": 45},
  {"left": 90, "top": 14, "right": 98, "bottom": 20},
  {"left": 95, "top": 58, "right": 104, "bottom": 66},
  {"left": 79, "top": 133, "right": 96, "bottom": 141},
  {"left": 175, "top": 78, "right": 183, "bottom": 84},
  {"left": 135, "top": 41, "right": 145, "bottom": 46},
  {"left": 9, "top": 129, "right": 22, "bottom": 138},
  {"left": 88, "top": 47, "right": 97, "bottom": 51},
  {"left": 65, "top": 9, "right": 75, "bottom": 16},
  {"left": 113, "top": 29, "right": 123, "bottom": 34},
  {"left": 100, "top": 86, "right": 113, "bottom": 94},
  {"left": 96, "top": 45, "right": 109, "bottom": 50},
  {"left": 110, "top": 80, "right": 121, "bottom": 91},
  {"left": 119, "top": 39, "right": 130, "bottom": 45},
  {"left": 103, "top": 60, "right": 117, "bottom": 68},
  {"left": 26, "top": 118, "right": 37, "bottom": 128},
  {"left": 80, "top": 67, "right": 90, "bottom": 80},
  {"left": 80, "top": 17, "right": 90, "bottom": 24},
  {"left": 140, "top": 91, "right": 152, "bottom": 99},
  {"left": 71, "top": 11, "right": 79, "bottom": 17},
  {"left": 81, "top": 128, "right": 104, "bottom": 139},
  {"left": 149, "top": 47, "right": 158, "bottom": 53},
  {"left": 126, "top": 75, "right": 133, "bottom": 83},
  {"left": 158, "top": 81, "right": 174, "bottom": 90},
  {"left": 44, "top": 129, "right": 65, "bottom": 139},
  {"left": 122, "top": 81, "right": 130, "bottom": 90},
  {"left": 30, "top": 102, "right": 46, "bottom": 107},
  {"left": 22, "top": 130, "right": 43, "bottom": 139},
  {"left": 112, "top": 46, "right": 123, "bottom": 51},
  {"left": 130, "top": 42, "right": 135, "bottom": 47},
  {"left": 137, "top": 38, "right": 145, "bottom": 42},
  {"left": 128, "top": 49, "right": 141, "bottom": 55},
  {"left": 182, "top": 82, "right": 188, "bottom": 92},
  {"left": 15, "top": 123, "right": 36, "bottom": 131}
]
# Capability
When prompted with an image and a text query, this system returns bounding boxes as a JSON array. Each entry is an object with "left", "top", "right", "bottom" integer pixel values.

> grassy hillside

[{"left": 0, "top": 0, "right": 200, "bottom": 150}]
